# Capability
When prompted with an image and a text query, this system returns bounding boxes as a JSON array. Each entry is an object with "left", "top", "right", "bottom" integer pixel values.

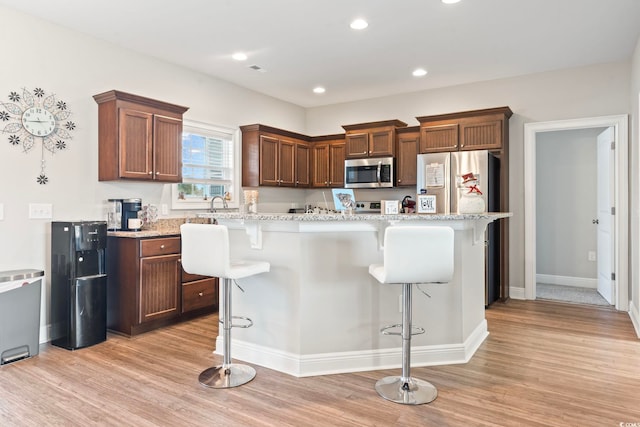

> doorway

[
  {"left": 523, "top": 115, "right": 629, "bottom": 311},
  {"left": 535, "top": 127, "right": 609, "bottom": 305}
]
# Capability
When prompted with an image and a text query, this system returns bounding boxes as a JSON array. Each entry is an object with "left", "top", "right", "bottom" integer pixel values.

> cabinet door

[
  {"left": 119, "top": 108, "right": 153, "bottom": 179},
  {"left": 153, "top": 115, "right": 183, "bottom": 182},
  {"left": 420, "top": 124, "right": 459, "bottom": 153},
  {"left": 295, "top": 143, "right": 310, "bottom": 187},
  {"left": 397, "top": 133, "right": 418, "bottom": 186},
  {"left": 369, "top": 129, "right": 395, "bottom": 157},
  {"left": 311, "top": 143, "right": 330, "bottom": 187},
  {"left": 329, "top": 142, "right": 346, "bottom": 187},
  {"left": 459, "top": 119, "right": 503, "bottom": 151},
  {"left": 259, "top": 135, "right": 279, "bottom": 186},
  {"left": 139, "top": 254, "right": 180, "bottom": 323},
  {"left": 345, "top": 133, "right": 369, "bottom": 158},
  {"left": 278, "top": 139, "right": 296, "bottom": 187}
]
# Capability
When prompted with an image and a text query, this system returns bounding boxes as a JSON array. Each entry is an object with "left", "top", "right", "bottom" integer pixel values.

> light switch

[
  {"left": 0, "top": 203, "right": 4, "bottom": 220},
  {"left": 29, "top": 203, "right": 53, "bottom": 219}
]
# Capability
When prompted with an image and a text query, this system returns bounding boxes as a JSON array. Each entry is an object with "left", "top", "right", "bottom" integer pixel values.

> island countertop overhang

[{"left": 196, "top": 212, "right": 512, "bottom": 222}]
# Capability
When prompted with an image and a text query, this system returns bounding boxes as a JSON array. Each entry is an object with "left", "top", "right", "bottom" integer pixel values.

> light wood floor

[{"left": 1, "top": 299, "right": 639, "bottom": 426}]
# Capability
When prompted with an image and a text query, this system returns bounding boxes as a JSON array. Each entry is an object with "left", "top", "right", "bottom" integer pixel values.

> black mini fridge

[{"left": 51, "top": 221, "right": 108, "bottom": 350}]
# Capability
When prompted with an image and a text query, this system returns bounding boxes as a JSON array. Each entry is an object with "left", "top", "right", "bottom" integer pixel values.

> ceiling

[{"left": 1, "top": 0, "right": 639, "bottom": 108}]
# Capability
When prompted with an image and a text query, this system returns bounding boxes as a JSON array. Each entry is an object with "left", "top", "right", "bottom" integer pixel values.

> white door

[{"left": 596, "top": 127, "right": 614, "bottom": 304}]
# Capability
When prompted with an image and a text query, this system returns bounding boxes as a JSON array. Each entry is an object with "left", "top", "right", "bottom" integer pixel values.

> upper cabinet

[
  {"left": 342, "top": 120, "right": 407, "bottom": 159},
  {"left": 310, "top": 135, "right": 345, "bottom": 188},
  {"left": 416, "top": 107, "right": 512, "bottom": 153},
  {"left": 93, "top": 90, "right": 189, "bottom": 182},
  {"left": 395, "top": 127, "right": 420, "bottom": 187},
  {"left": 240, "top": 124, "right": 310, "bottom": 188}
]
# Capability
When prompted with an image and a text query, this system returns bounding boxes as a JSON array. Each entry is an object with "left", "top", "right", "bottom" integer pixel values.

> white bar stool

[
  {"left": 369, "top": 226, "right": 454, "bottom": 405},
  {"left": 181, "top": 223, "right": 270, "bottom": 388}
]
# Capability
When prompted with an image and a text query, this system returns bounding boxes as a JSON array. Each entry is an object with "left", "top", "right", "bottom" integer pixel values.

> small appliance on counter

[
  {"left": 106, "top": 199, "right": 122, "bottom": 231},
  {"left": 122, "top": 198, "right": 142, "bottom": 231}
]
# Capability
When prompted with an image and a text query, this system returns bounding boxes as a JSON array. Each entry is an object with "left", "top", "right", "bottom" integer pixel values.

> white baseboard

[
  {"left": 509, "top": 286, "right": 526, "bottom": 300},
  {"left": 629, "top": 300, "right": 640, "bottom": 339},
  {"left": 536, "top": 274, "right": 597, "bottom": 289},
  {"left": 216, "top": 320, "right": 489, "bottom": 377},
  {"left": 39, "top": 324, "right": 51, "bottom": 344}
]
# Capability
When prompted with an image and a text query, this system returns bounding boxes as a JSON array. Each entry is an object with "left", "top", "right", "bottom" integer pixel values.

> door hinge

[
  {"left": 611, "top": 272, "right": 616, "bottom": 281},
  {"left": 611, "top": 207, "right": 615, "bottom": 215},
  {"left": 611, "top": 141, "right": 615, "bottom": 150}
]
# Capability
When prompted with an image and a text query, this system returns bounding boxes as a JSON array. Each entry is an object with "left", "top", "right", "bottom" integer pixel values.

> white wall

[
  {"left": 0, "top": 6, "right": 306, "bottom": 336},
  {"left": 306, "top": 62, "right": 632, "bottom": 292},
  {"left": 630, "top": 36, "right": 640, "bottom": 331},
  {"left": 536, "top": 129, "right": 601, "bottom": 281}
]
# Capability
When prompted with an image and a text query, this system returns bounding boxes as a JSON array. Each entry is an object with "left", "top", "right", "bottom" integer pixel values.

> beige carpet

[{"left": 536, "top": 283, "right": 611, "bottom": 306}]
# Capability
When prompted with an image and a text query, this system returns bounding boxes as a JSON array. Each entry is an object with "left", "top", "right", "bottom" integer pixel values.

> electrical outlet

[
  {"left": 161, "top": 204, "right": 168, "bottom": 215},
  {"left": 588, "top": 251, "right": 597, "bottom": 262},
  {"left": 29, "top": 203, "right": 53, "bottom": 219},
  {"left": 0, "top": 203, "right": 4, "bottom": 220}
]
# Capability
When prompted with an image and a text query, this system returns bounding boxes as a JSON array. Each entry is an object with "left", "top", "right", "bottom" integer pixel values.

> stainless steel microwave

[{"left": 344, "top": 157, "right": 395, "bottom": 188}]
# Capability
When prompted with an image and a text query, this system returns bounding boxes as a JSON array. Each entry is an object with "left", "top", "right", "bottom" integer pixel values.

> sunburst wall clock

[{"left": 1, "top": 87, "right": 76, "bottom": 184}]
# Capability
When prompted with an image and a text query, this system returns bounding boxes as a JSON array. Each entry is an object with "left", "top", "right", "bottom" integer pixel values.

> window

[{"left": 171, "top": 120, "right": 240, "bottom": 210}]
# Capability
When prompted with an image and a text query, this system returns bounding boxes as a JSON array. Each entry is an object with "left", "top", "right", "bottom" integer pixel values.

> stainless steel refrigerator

[{"left": 417, "top": 150, "right": 501, "bottom": 305}]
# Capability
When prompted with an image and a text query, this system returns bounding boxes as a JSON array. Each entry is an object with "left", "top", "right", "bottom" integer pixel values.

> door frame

[{"left": 524, "top": 115, "right": 629, "bottom": 311}]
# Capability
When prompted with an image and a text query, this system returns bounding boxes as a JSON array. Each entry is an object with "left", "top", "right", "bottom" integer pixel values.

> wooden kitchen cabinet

[
  {"left": 310, "top": 136, "right": 345, "bottom": 188},
  {"left": 181, "top": 269, "right": 218, "bottom": 314},
  {"left": 241, "top": 124, "right": 310, "bottom": 187},
  {"left": 395, "top": 127, "right": 419, "bottom": 187},
  {"left": 295, "top": 143, "right": 311, "bottom": 187},
  {"left": 107, "top": 235, "right": 217, "bottom": 336},
  {"left": 342, "top": 119, "right": 407, "bottom": 158},
  {"left": 416, "top": 107, "right": 512, "bottom": 153},
  {"left": 93, "top": 90, "right": 189, "bottom": 182}
]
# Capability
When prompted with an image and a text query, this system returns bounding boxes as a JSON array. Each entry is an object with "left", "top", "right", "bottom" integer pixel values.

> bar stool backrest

[
  {"left": 381, "top": 226, "right": 454, "bottom": 284},
  {"left": 180, "top": 223, "right": 231, "bottom": 278}
]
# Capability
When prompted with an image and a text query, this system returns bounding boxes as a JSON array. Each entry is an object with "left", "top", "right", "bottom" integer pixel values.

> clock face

[{"left": 21, "top": 107, "right": 56, "bottom": 137}]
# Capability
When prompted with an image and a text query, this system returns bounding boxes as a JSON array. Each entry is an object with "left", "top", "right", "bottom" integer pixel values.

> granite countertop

[
  {"left": 107, "top": 217, "right": 210, "bottom": 238},
  {"left": 197, "top": 211, "right": 513, "bottom": 222},
  {"left": 108, "top": 212, "right": 512, "bottom": 238}
]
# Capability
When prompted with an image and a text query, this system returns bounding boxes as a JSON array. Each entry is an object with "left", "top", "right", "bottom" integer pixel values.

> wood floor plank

[{"left": 1, "top": 299, "right": 639, "bottom": 426}]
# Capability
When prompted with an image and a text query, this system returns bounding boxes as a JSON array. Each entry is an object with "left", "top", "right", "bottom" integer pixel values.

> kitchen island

[{"left": 194, "top": 211, "right": 510, "bottom": 377}]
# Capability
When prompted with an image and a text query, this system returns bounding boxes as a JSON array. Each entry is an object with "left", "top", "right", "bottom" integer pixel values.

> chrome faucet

[{"left": 210, "top": 195, "right": 228, "bottom": 212}]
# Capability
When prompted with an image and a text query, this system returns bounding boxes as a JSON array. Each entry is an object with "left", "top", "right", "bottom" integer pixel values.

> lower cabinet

[
  {"left": 107, "top": 235, "right": 218, "bottom": 336},
  {"left": 181, "top": 271, "right": 218, "bottom": 314}
]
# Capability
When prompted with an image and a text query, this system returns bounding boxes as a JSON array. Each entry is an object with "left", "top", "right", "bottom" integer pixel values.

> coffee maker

[{"left": 121, "top": 198, "right": 142, "bottom": 231}]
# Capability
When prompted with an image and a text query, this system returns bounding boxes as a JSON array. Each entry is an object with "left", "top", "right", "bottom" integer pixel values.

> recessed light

[
  {"left": 412, "top": 68, "right": 428, "bottom": 77},
  {"left": 442, "top": 0, "right": 461, "bottom": 4},
  {"left": 350, "top": 19, "right": 368, "bottom": 30},
  {"left": 313, "top": 87, "right": 326, "bottom": 94},
  {"left": 232, "top": 52, "right": 248, "bottom": 61}
]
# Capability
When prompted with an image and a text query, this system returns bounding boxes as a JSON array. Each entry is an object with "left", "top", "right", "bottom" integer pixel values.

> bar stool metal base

[
  {"left": 198, "top": 364, "right": 256, "bottom": 388},
  {"left": 375, "top": 376, "right": 437, "bottom": 405}
]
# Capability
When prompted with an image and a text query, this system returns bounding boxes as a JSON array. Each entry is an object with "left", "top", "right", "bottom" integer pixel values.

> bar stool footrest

[
  {"left": 198, "top": 363, "right": 256, "bottom": 388},
  {"left": 219, "top": 315, "right": 254, "bottom": 329},
  {"left": 380, "top": 324, "right": 425, "bottom": 336}
]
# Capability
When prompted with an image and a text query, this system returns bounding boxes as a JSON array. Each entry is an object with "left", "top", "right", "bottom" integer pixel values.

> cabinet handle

[
  {"left": 198, "top": 292, "right": 204, "bottom": 297},
  {"left": 160, "top": 244, "right": 165, "bottom": 249},
  {"left": 148, "top": 171, "right": 153, "bottom": 175}
]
